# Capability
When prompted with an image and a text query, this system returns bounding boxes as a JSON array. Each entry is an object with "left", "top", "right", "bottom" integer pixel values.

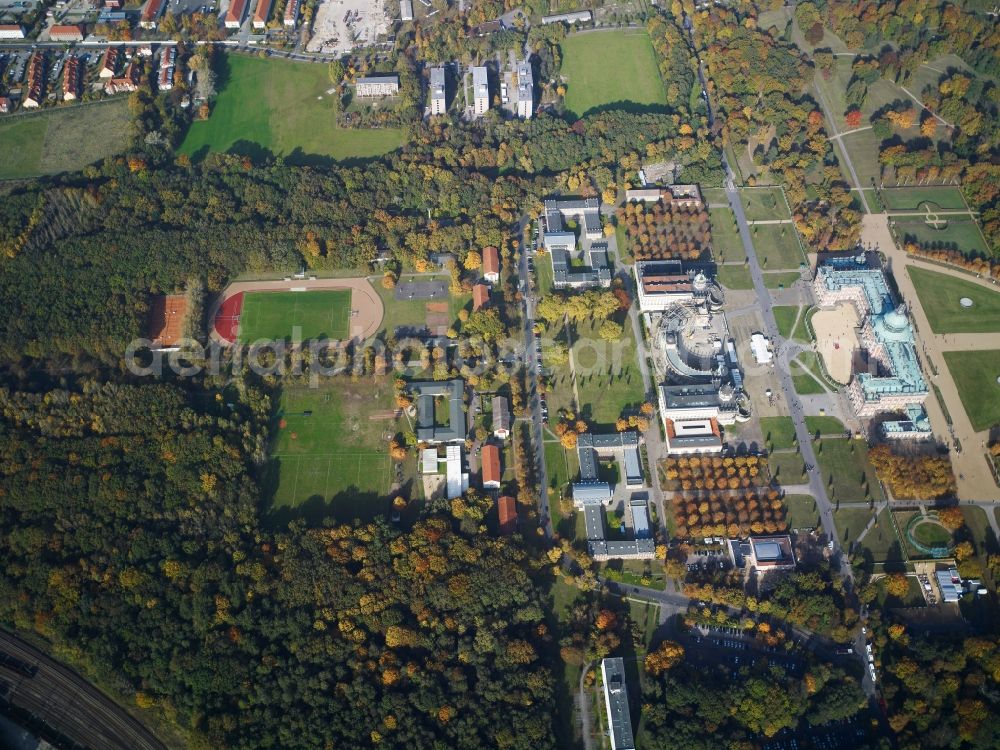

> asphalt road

[{"left": 0, "top": 629, "right": 165, "bottom": 750}]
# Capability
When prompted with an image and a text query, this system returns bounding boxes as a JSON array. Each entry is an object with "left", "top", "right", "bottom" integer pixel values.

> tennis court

[{"left": 238, "top": 290, "right": 351, "bottom": 343}]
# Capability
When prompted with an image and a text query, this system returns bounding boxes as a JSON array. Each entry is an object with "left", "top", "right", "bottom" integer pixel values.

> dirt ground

[
  {"left": 811, "top": 303, "right": 860, "bottom": 384},
  {"left": 307, "top": 0, "right": 389, "bottom": 55}
]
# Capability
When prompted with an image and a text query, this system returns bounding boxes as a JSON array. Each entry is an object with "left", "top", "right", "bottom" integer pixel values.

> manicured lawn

[
  {"left": 837, "top": 129, "right": 881, "bottom": 188},
  {"left": 880, "top": 186, "right": 968, "bottom": 211},
  {"left": 792, "top": 370, "right": 826, "bottom": 395},
  {"left": 861, "top": 507, "right": 905, "bottom": 562},
  {"left": 716, "top": 263, "right": 754, "bottom": 290},
  {"left": 268, "top": 381, "right": 394, "bottom": 521},
  {"left": 0, "top": 98, "right": 131, "bottom": 179},
  {"left": 702, "top": 187, "right": 730, "bottom": 206},
  {"left": 773, "top": 306, "right": 801, "bottom": 339},
  {"left": 548, "top": 316, "right": 647, "bottom": 427},
  {"left": 817, "top": 438, "right": 884, "bottom": 502},
  {"left": 753, "top": 223, "right": 806, "bottom": 270},
  {"left": 180, "top": 54, "right": 404, "bottom": 163},
  {"left": 768, "top": 450, "right": 806, "bottom": 484},
  {"left": 785, "top": 494, "right": 819, "bottom": 531},
  {"left": 545, "top": 440, "right": 579, "bottom": 491},
  {"left": 834, "top": 507, "right": 875, "bottom": 545},
  {"left": 943, "top": 350, "right": 1000, "bottom": 432},
  {"left": 709, "top": 206, "right": 743, "bottom": 262},
  {"left": 239, "top": 290, "right": 351, "bottom": 343},
  {"left": 893, "top": 218, "right": 992, "bottom": 259},
  {"left": 763, "top": 271, "right": 803, "bottom": 289},
  {"left": 805, "top": 415, "right": 846, "bottom": 436},
  {"left": 760, "top": 416, "right": 797, "bottom": 449},
  {"left": 907, "top": 267, "right": 1000, "bottom": 333},
  {"left": 740, "top": 187, "right": 791, "bottom": 221},
  {"left": 560, "top": 30, "right": 666, "bottom": 118}
]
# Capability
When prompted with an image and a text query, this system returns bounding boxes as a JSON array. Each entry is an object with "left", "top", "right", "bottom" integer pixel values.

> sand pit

[
  {"left": 307, "top": 0, "right": 389, "bottom": 55},
  {"left": 812, "top": 303, "right": 860, "bottom": 384}
]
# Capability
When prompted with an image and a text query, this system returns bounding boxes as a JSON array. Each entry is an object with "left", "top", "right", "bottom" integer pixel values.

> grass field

[
  {"left": 560, "top": 31, "right": 666, "bottom": 118},
  {"left": 769, "top": 450, "right": 806, "bottom": 484},
  {"left": 239, "top": 290, "right": 351, "bottom": 343},
  {"left": 805, "top": 415, "right": 846, "bottom": 436},
  {"left": 817, "top": 438, "right": 883, "bottom": 502},
  {"left": 773, "top": 306, "right": 800, "bottom": 339},
  {"left": 180, "top": 54, "right": 404, "bottom": 163},
  {"left": 740, "top": 187, "right": 791, "bottom": 222},
  {"left": 709, "top": 206, "right": 743, "bottom": 262},
  {"left": 907, "top": 267, "right": 1000, "bottom": 333},
  {"left": 861, "top": 508, "right": 905, "bottom": 563},
  {"left": 753, "top": 224, "right": 806, "bottom": 270},
  {"left": 760, "top": 416, "right": 797, "bottom": 450},
  {"left": 785, "top": 494, "right": 819, "bottom": 531},
  {"left": 833, "top": 507, "right": 875, "bottom": 546},
  {"left": 716, "top": 263, "right": 754, "bottom": 290},
  {"left": 837, "top": 129, "right": 881, "bottom": 187},
  {"left": 880, "top": 186, "right": 968, "bottom": 211},
  {"left": 0, "top": 99, "right": 131, "bottom": 179},
  {"left": 792, "top": 369, "right": 826, "bottom": 395},
  {"left": 268, "top": 381, "right": 394, "bottom": 522},
  {"left": 894, "top": 218, "right": 992, "bottom": 258},
  {"left": 763, "top": 271, "right": 803, "bottom": 289},
  {"left": 372, "top": 275, "right": 470, "bottom": 340},
  {"left": 942, "top": 350, "right": 1000, "bottom": 431}
]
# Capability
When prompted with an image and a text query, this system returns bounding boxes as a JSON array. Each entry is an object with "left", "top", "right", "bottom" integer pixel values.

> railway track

[{"left": 0, "top": 630, "right": 166, "bottom": 750}]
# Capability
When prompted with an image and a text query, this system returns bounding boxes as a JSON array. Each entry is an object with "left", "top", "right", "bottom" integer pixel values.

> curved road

[{"left": 0, "top": 629, "right": 165, "bottom": 750}]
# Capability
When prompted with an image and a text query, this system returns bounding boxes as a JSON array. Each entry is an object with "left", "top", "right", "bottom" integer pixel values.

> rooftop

[
  {"left": 412, "top": 379, "right": 465, "bottom": 443},
  {"left": 601, "top": 658, "right": 636, "bottom": 750}
]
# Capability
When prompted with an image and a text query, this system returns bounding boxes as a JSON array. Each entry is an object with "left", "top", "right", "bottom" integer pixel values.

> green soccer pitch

[{"left": 238, "top": 290, "right": 351, "bottom": 343}]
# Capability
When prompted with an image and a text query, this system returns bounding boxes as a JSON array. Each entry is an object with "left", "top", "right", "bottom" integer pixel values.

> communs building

[
  {"left": 812, "top": 253, "right": 927, "bottom": 418},
  {"left": 543, "top": 197, "right": 612, "bottom": 289},
  {"left": 634, "top": 260, "right": 717, "bottom": 313}
]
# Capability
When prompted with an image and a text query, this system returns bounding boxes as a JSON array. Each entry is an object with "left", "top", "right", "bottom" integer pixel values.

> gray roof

[
  {"left": 589, "top": 539, "right": 655, "bottom": 560},
  {"left": 580, "top": 431, "right": 639, "bottom": 449},
  {"left": 430, "top": 66, "right": 445, "bottom": 100},
  {"left": 584, "top": 503, "right": 605, "bottom": 540},
  {"left": 412, "top": 379, "right": 465, "bottom": 442},
  {"left": 660, "top": 384, "right": 729, "bottom": 410},
  {"left": 602, "top": 658, "right": 636, "bottom": 750},
  {"left": 623, "top": 447, "right": 642, "bottom": 485},
  {"left": 356, "top": 74, "right": 399, "bottom": 86},
  {"left": 543, "top": 197, "right": 601, "bottom": 235},
  {"left": 573, "top": 481, "right": 612, "bottom": 504},
  {"left": 668, "top": 434, "right": 723, "bottom": 449},
  {"left": 491, "top": 395, "right": 510, "bottom": 432},
  {"left": 578, "top": 444, "right": 598, "bottom": 481},
  {"left": 550, "top": 246, "right": 613, "bottom": 288},
  {"left": 631, "top": 499, "right": 650, "bottom": 539}
]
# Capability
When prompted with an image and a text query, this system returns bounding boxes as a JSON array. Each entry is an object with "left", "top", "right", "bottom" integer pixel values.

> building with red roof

[
  {"left": 253, "top": 0, "right": 273, "bottom": 27},
  {"left": 62, "top": 56, "right": 80, "bottom": 100},
  {"left": 481, "top": 444, "right": 501, "bottom": 489},
  {"left": 482, "top": 246, "right": 499, "bottom": 283},
  {"left": 497, "top": 496, "right": 516, "bottom": 535},
  {"left": 472, "top": 282, "right": 490, "bottom": 311},
  {"left": 49, "top": 24, "right": 84, "bottom": 41},
  {"left": 139, "top": 0, "right": 164, "bottom": 28},
  {"left": 225, "top": 0, "right": 248, "bottom": 28}
]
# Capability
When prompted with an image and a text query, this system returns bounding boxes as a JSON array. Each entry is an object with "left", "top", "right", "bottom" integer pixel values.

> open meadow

[
  {"left": 907, "top": 267, "right": 1000, "bottom": 333},
  {"left": 180, "top": 54, "right": 404, "bottom": 163},
  {"left": 560, "top": 31, "right": 666, "bottom": 118},
  {"left": 943, "top": 350, "right": 1000, "bottom": 432},
  {"left": 0, "top": 99, "right": 131, "bottom": 179}
]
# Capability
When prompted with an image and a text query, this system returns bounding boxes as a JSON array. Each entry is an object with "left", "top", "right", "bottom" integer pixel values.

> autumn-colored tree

[
  {"left": 884, "top": 573, "right": 909, "bottom": 598},
  {"left": 844, "top": 109, "right": 862, "bottom": 128},
  {"left": 936, "top": 507, "right": 964, "bottom": 530},
  {"left": 645, "top": 640, "right": 684, "bottom": 675}
]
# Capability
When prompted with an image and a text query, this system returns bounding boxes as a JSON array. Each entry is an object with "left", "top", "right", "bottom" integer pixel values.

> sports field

[
  {"left": 0, "top": 98, "right": 131, "bottom": 179},
  {"left": 943, "top": 350, "right": 1000, "bottom": 432},
  {"left": 907, "top": 267, "right": 1000, "bottom": 333},
  {"left": 239, "top": 290, "right": 351, "bottom": 343},
  {"left": 180, "top": 54, "right": 404, "bottom": 163},
  {"left": 269, "top": 381, "right": 394, "bottom": 521},
  {"left": 560, "top": 31, "right": 666, "bottom": 118}
]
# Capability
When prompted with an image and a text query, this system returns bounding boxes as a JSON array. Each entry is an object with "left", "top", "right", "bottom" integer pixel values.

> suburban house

[
  {"left": 0, "top": 24, "right": 25, "bottom": 39},
  {"left": 497, "top": 495, "right": 517, "bottom": 535},
  {"left": 355, "top": 74, "right": 399, "bottom": 97},
  {"left": 482, "top": 245, "right": 499, "bottom": 282},
  {"left": 481, "top": 444, "right": 501, "bottom": 489},
  {"left": 62, "top": 56, "right": 80, "bottom": 101},
  {"left": 252, "top": 0, "right": 273, "bottom": 29},
  {"left": 225, "top": 0, "right": 248, "bottom": 28},
  {"left": 472, "top": 65, "right": 489, "bottom": 116},
  {"left": 139, "top": 0, "right": 163, "bottom": 28},
  {"left": 399, "top": 0, "right": 412, "bottom": 20},
  {"left": 99, "top": 47, "right": 119, "bottom": 78},
  {"left": 22, "top": 53, "right": 44, "bottom": 109},
  {"left": 429, "top": 66, "right": 446, "bottom": 115},
  {"left": 49, "top": 24, "right": 84, "bottom": 41},
  {"left": 104, "top": 61, "right": 140, "bottom": 95},
  {"left": 491, "top": 395, "right": 510, "bottom": 439},
  {"left": 600, "top": 658, "right": 636, "bottom": 750},
  {"left": 515, "top": 58, "right": 533, "bottom": 119},
  {"left": 412, "top": 379, "right": 465, "bottom": 443},
  {"left": 472, "top": 282, "right": 490, "bottom": 311},
  {"left": 283, "top": 0, "right": 299, "bottom": 27},
  {"left": 157, "top": 46, "right": 176, "bottom": 93}
]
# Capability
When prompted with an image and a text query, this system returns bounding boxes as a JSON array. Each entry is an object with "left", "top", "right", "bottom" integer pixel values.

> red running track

[{"left": 214, "top": 292, "right": 244, "bottom": 343}]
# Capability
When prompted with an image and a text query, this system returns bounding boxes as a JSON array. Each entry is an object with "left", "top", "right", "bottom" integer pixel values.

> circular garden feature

[{"left": 905, "top": 512, "right": 955, "bottom": 558}]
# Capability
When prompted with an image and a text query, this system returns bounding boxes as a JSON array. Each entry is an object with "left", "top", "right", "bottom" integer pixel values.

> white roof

[{"left": 750, "top": 332, "right": 773, "bottom": 364}]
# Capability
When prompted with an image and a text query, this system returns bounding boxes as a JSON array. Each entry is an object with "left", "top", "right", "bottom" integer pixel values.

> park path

[
  {"left": 861, "top": 214, "right": 998, "bottom": 500},
  {"left": 826, "top": 125, "right": 872, "bottom": 141},
  {"left": 898, "top": 85, "right": 955, "bottom": 129},
  {"left": 206, "top": 277, "right": 384, "bottom": 345}
]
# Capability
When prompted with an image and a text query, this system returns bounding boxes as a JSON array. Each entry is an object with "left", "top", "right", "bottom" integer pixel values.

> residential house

[
  {"left": 49, "top": 24, "right": 84, "bottom": 41},
  {"left": 481, "top": 444, "right": 501, "bottom": 489},
  {"left": 252, "top": 0, "right": 272, "bottom": 29},
  {"left": 99, "top": 47, "right": 119, "bottom": 78},
  {"left": 62, "top": 56, "right": 80, "bottom": 101},
  {"left": 429, "top": 65, "right": 446, "bottom": 115},
  {"left": 139, "top": 0, "right": 163, "bottom": 28},
  {"left": 0, "top": 25, "right": 26, "bottom": 39},
  {"left": 104, "top": 60, "right": 139, "bottom": 95},
  {"left": 22, "top": 53, "right": 44, "bottom": 109},
  {"left": 225, "top": 0, "right": 248, "bottom": 28},
  {"left": 491, "top": 395, "right": 510, "bottom": 439},
  {"left": 514, "top": 58, "right": 533, "bottom": 118},
  {"left": 472, "top": 282, "right": 490, "bottom": 311},
  {"left": 482, "top": 245, "right": 499, "bottom": 283},
  {"left": 497, "top": 496, "right": 517, "bottom": 535},
  {"left": 283, "top": 0, "right": 299, "bottom": 26},
  {"left": 399, "top": 0, "right": 412, "bottom": 20},
  {"left": 600, "top": 658, "right": 636, "bottom": 750}
]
